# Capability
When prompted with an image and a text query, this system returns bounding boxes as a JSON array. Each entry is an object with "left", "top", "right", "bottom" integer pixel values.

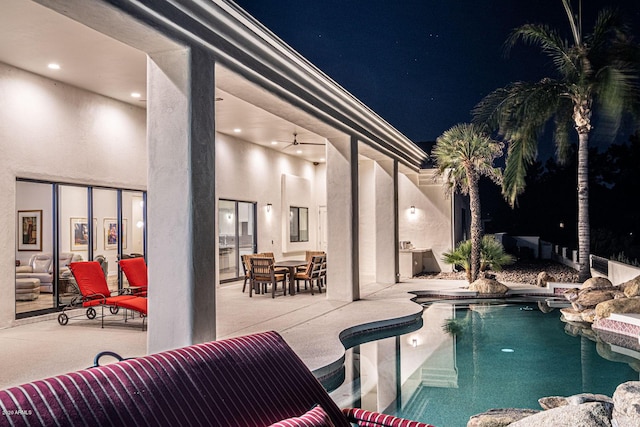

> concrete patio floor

[{"left": 0, "top": 277, "right": 544, "bottom": 390}]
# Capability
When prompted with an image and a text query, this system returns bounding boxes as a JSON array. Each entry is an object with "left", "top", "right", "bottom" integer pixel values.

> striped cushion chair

[{"left": 0, "top": 331, "right": 434, "bottom": 427}]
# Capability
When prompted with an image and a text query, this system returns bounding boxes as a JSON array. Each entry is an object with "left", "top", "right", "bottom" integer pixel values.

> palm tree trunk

[
  {"left": 577, "top": 131, "right": 591, "bottom": 281},
  {"left": 467, "top": 168, "right": 482, "bottom": 282}
]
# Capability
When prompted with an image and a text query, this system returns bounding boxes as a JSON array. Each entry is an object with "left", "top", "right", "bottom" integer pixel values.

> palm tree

[
  {"left": 473, "top": 0, "right": 640, "bottom": 281},
  {"left": 433, "top": 123, "right": 503, "bottom": 283}
]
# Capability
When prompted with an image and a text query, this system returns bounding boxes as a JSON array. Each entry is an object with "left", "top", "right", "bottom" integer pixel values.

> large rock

[
  {"left": 581, "top": 308, "right": 597, "bottom": 323},
  {"left": 561, "top": 307, "right": 586, "bottom": 323},
  {"left": 595, "top": 297, "right": 640, "bottom": 319},
  {"left": 612, "top": 381, "right": 640, "bottom": 427},
  {"left": 509, "top": 402, "right": 612, "bottom": 427},
  {"left": 622, "top": 275, "right": 640, "bottom": 298},
  {"left": 564, "top": 288, "right": 580, "bottom": 303},
  {"left": 536, "top": 271, "right": 555, "bottom": 288},
  {"left": 582, "top": 277, "right": 613, "bottom": 290},
  {"left": 539, "top": 393, "right": 613, "bottom": 411},
  {"left": 573, "top": 288, "right": 624, "bottom": 310},
  {"left": 466, "top": 408, "right": 539, "bottom": 426},
  {"left": 537, "top": 301, "right": 555, "bottom": 313},
  {"left": 469, "top": 278, "right": 509, "bottom": 294}
]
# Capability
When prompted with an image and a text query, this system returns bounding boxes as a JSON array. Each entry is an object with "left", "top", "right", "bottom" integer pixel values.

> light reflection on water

[{"left": 329, "top": 300, "right": 640, "bottom": 427}]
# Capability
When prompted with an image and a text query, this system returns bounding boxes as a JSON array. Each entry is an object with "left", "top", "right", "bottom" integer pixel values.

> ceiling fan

[{"left": 280, "top": 132, "right": 325, "bottom": 150}]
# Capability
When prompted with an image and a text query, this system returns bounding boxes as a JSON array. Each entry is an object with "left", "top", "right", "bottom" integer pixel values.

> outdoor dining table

[{"left": 274, "top": 260, "right": 308, "bottom": 296}]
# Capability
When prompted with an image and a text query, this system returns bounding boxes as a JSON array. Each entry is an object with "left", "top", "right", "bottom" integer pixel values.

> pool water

[{"left": 329, "top": 300, "right": 640, "bottom": 427}]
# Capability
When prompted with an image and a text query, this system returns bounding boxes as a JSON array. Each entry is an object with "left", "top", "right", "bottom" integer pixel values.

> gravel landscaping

[{"left": 417, "top": 259, "right": 581, "bottom": 285}]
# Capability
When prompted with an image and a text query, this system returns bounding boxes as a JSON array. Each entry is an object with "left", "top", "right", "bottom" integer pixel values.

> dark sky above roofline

[{"left": 234, "top": 0, "right": 640, "bottom": 157}]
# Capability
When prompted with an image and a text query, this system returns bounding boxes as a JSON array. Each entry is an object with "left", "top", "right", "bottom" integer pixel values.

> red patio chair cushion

[
  {"left": 69, "top": 261, "right": 135, "bottom": 307},
  {"left": 116, "top": 297, "right": 147, "bottom": 316},
  {"left": 119, "top": 257, "right": 148, "bottom": 289}
]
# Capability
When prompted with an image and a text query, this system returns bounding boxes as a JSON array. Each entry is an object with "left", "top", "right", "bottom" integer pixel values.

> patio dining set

[{"left": 242, "top": 251, "right": 327, "bottom": 298}]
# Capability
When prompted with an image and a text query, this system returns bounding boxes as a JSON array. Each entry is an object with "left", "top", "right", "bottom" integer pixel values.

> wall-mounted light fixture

[
  {"left": 267, "top": 203, "right": 272, "bottom": 213},
  {"left": 412, "top": 338, "right": 418, "bottom": 348},
  {"left": 410, "top": 206, "right": 416, "bottom": 214}
]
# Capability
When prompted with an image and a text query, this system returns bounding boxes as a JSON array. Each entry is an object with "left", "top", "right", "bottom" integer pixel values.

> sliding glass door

[
  {"left": 15, "top": 179, "right": 146, "bottom": 318},
  {"left": 219, "top": 200, "right": 256, "bottom": 283}
]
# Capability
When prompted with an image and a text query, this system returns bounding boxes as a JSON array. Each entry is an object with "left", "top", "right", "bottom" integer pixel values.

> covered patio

[{"left": 0, "top": 0, "right": 463, "bottom": 356}]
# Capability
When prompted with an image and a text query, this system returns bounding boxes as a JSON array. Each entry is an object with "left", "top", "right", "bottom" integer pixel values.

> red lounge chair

[
  {"left": 119, "top": 257, "right": 148, "bottom": 296},
  {"left": 58, "top": 261, "right": 147, "bottom": 329}
]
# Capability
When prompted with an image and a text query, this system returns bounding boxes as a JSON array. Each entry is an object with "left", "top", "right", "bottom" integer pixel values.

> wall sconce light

[
  {"left": 412, "top": 338, "right": 418, "bottom": 348},
  {"left": 267, "top": 203, "right": 272, "bottom": 213},
  {"left": 227, "top": 213, "right": 232, "bottom": 220},
  {"left": 410, "top": 206, "right": 416, "bottom": 214}
]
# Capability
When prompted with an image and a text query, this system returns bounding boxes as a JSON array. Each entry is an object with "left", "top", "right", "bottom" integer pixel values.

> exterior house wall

[
  {"left": 398, "top": 173, "right": 453, "bottom": 273},
  {"left": 215, "top": 132, "right": 323, "bottom": 260},
  {"left": 0, "top": 62, "right": 147, "bottom": 327}
]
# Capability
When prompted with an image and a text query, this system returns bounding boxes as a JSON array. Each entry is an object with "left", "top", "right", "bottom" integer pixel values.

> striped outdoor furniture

[{"left": 0, "top": 331, "right": 434, "bottom": 427}]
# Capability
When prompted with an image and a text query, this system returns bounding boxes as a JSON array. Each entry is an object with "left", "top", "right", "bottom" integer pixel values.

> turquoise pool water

[{"left": 329, "top": 300, "right": 640, "bottom": 427}]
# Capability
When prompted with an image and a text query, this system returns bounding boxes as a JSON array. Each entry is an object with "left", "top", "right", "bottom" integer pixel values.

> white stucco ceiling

[{"left": 0, "top": 0, "right": 329, "bottom": 163}]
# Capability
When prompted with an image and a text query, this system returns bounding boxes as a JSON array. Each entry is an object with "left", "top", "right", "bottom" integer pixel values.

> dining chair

[
  {"left": 241, "top": 254, "right": 254, "bottom": 293},
  {"left": 296, "top": 250, "right": 325, "bottom": 274},
  {"left": 294, "top": 255, "right": 325, "bottom": 295},
  {"left": 259, "top": 252, "right": 288, "bottom": 275},
  {"left": 249, "top": 257, "right": 287, "bottom": 298}
]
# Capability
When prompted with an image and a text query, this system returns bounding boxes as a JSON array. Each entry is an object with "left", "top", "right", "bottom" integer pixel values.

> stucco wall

[
  {"left": 214, "top": 132, "right": 324, "bottom": 261},
  {"left": 358, "top": 160, "right": 376, "bottom": 282},
  {"left": 0, "top": 62, "right": 147, "bottom": 327},
  {"left": 398, "top": 173, "right": 452, "bottom": 273}
]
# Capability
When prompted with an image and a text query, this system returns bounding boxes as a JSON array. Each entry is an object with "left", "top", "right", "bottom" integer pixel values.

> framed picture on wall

[
  {"left": 103, "top": 218, "right": 127, "bottom": 250},
  {"left": 70, "top": 217, "right": 97, "bottom": 251},
  {"left": 18, "top": 210, "right": 42, "bottom": 251}
]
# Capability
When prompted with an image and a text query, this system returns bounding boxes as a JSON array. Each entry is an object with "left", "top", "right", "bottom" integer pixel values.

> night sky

[{"left": 234, "top": 0, "right": 640, "bottom": 156}]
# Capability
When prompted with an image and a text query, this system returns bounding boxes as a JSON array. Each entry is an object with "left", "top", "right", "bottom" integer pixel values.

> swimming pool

[{"left": 329, "top": 299, "right": 640, "bottom": 427}]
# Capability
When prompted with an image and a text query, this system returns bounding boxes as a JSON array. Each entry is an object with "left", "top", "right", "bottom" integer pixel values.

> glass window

[
  {"left": 14, "top": 179, "right": 146, "bottom": 319},
  {"left": 219, "top": 200, "right": 257, "bottom": 283},
  {"left": 16, "top": 181, "right": 54, "bottom": 315},
  {"left": 290, "top": 206, "right": 309, "bottom": 242}
]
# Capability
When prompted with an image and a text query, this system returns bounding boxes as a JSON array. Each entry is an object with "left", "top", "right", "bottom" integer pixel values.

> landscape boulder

[
  {"left": 573, "top": 288, "right": 624, "bottom": 311},
  {"left": 537, "top": 301, "right": 555, "bottom": 313},
  {"left": 508, "top": 402, "right": 612, "bottom": 427},
  {"left": 563, "top": 288, "right": 580, "bottom": 303},
  {"left": 595, "top": 297, "right": 640, "bottom": 319},
  {"left": 538, "top": 393, "right": 613, "bottom": 412},
  {"left": 612, "top": 381, "right": 640, "bottom": 427},
  {"left": 466, "top": 408, "right": 539, "bottom": 427},
  {"left": 581, "top": 308, "right": 597, "bottom": 323},
  {"left": 469, "top": 278, "right": 509, "bottom": 294},
  {"left": 560, "top": 307, "right": 587, "bottom": 323},
  {"left": 622, "top": 275, "right": 640, "bottom": 298},
  {"left": 581, "top": 277, "right": 613, "bottom": 290},
  {"left": 536, "top": 271, "right": 555, "bottom": 288}
]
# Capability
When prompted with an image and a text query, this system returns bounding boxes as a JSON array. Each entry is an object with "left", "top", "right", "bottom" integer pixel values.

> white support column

[
  {"left": 374, "top": 160, "right": 398, "bottom": 284},
  {"left": 326, "top": 135, "right": 359, "bottom": 301},
  {"left": 147, "top": 46, "right": 216, "bottom": 353}
]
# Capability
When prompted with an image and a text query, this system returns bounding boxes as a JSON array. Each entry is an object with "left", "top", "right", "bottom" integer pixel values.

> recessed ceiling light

[
  {"left": 296, "top": 150, "right": 302, "bottom": 154},
  {"left": 48, "top": 63, "right": 60, "bottom": 70},
  {"left": 320, "top": 158, "right": 326, "bottom": 162},
  {"left": 271, "top": 141, "right": 278, "bottom": 145},
  {"left": 233, "top": 128, "right": 242, "bottom": 133},
  {"left": 131, "top": 92, "right": 141, "bottom": 98}
]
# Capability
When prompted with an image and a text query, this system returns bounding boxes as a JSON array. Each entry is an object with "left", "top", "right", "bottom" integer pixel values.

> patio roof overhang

[{"left": 37, "top": 0, "right": 428, "bottom": 173}]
